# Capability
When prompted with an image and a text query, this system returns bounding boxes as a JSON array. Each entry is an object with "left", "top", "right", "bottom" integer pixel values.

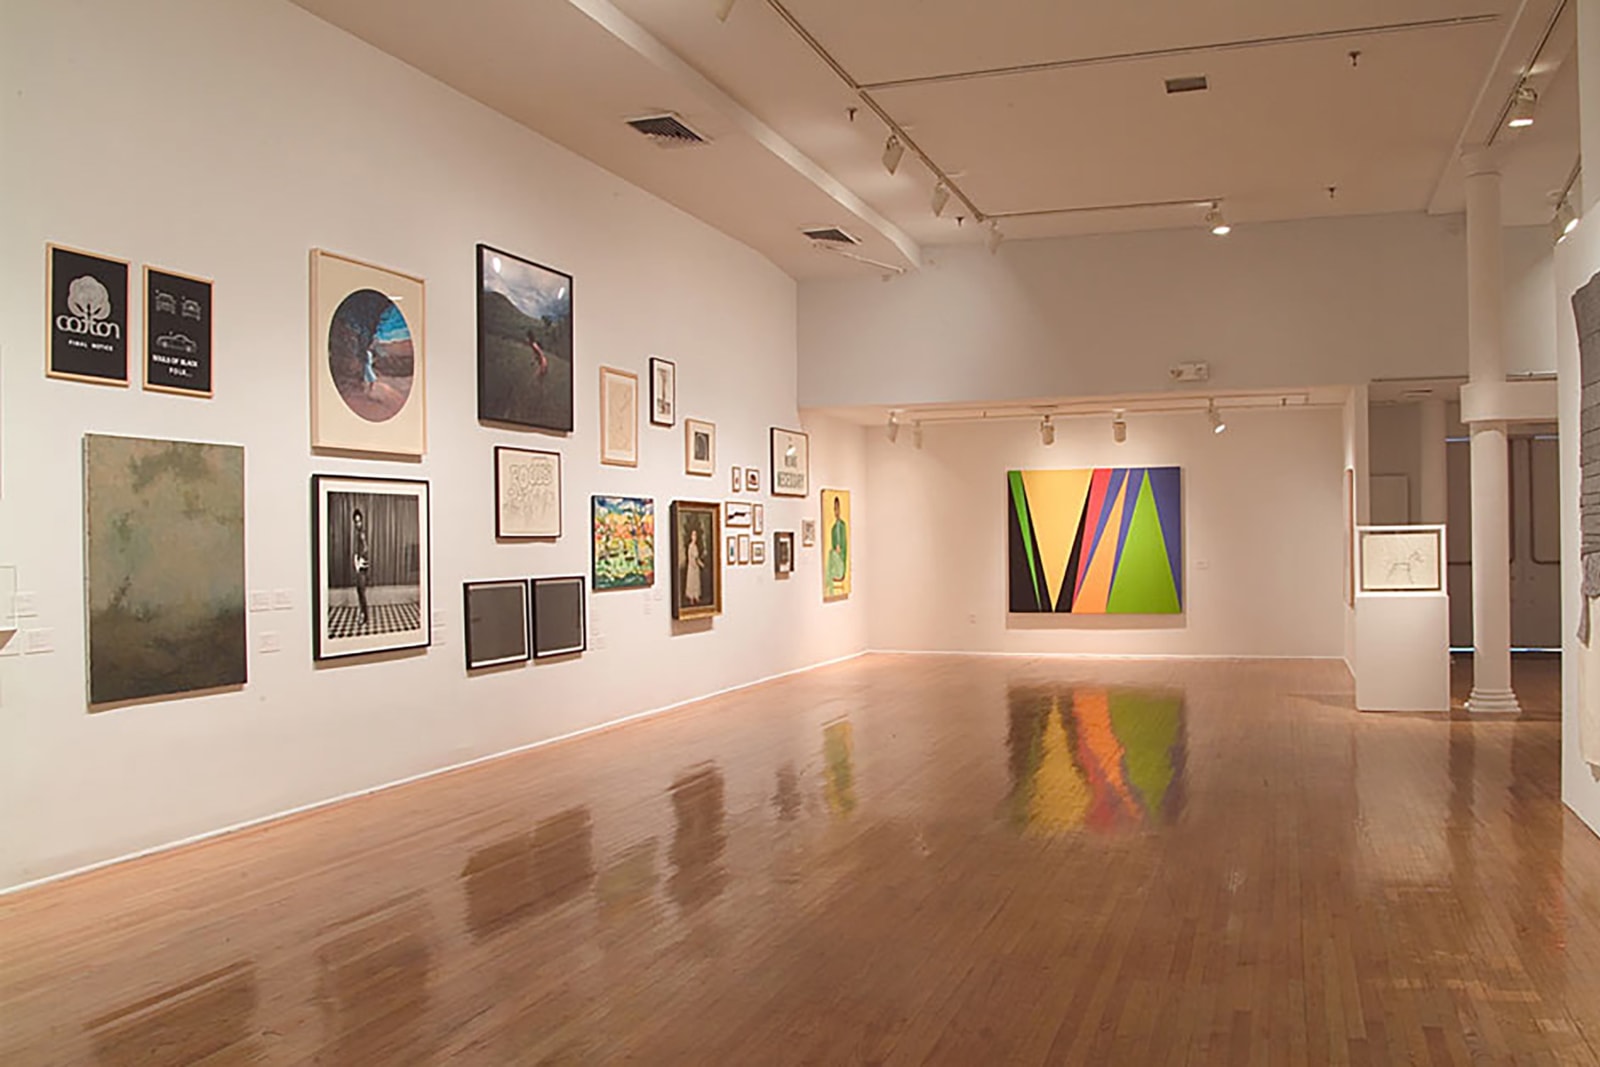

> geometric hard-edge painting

[{"left": 1007, "top": 467, "right": 1182, "bottom": 614}]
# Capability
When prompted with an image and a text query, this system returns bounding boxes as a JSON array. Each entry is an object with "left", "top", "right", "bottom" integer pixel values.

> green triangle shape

[
  {"left": 1106, "top": 475, "right": 1180, "bottom": 614},
  {"left": 1109, "top": 692, "right": 1181, "bottom": 816}
]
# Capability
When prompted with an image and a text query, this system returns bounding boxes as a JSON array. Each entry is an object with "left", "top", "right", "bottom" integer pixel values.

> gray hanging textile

[{"left": 1576, "top": 271, "right": 1600, "bottom": 643}]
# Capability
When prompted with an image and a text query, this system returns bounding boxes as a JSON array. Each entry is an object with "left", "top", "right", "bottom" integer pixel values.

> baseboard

[
  {"left": 0, "top": 649, "right": 869, "bottom": 898},
  {"left": 868, "top": 648, "right": 1349, "bottom": 662}
]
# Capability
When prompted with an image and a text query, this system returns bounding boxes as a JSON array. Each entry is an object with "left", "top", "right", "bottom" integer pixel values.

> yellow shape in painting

[
  {"left": 1019, "top": 469, "right": 1093, "bottom": 608},
  {"left": 1027, "top": 697, "right": 1090, "bottom": 835},
  {"left": 1072, "top": 475, "right": 1128, "bottom": 613}
]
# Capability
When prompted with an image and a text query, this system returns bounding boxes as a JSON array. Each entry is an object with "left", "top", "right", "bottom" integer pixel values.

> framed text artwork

[
  {"left": 464, "top": 579, "right": 531, "bottom": 670},
  {"left": 650, "top": 356, "right": 676, "bottom": 427},
  {"left": 476, "top": 244, "right": 573, "bottom": 432},
  {"left": 311, "top": 475, "right": 431, "bottom": 661},
  {"left": 495, "top": 447, "right": 561, "bottom": 539},
  {"left": 599, "top": 365, "right": 638, "bottom": 467},
  {"left": 770, "top": 428, "right": 810, "bottom": 498},
  {"left": 143, "top": 266, "right": 213, "bottom": 397},
  {"left": 685, "top": 418, "right": 715, "bottom": 476},
  {"left": 47, "top": 243, "right": 130, "bottom": 386},
  {"left": 671, "top": 500, "right": 722, "bottom": 620},
  {"left": 310, "top": 249, "right": 426, "bottom": 456}
]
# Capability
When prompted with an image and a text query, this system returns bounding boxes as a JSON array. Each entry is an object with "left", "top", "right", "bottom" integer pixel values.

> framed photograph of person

[
  {"left": 730, "top": 466, "right": 742, "bottom": 492},
  {"left": 737, "top": 534, "right": 751, "bottom": 565},
  {"left": 685, "top": 418, "right": 715, "bottom": 476},
  {"left": 143, "top": 265, "right": 213, "bottom": 397},
  {"left": 463, "top": 579, "right": 530, "bottom": 670},
  {"left": 310, "top": 249, "right": 426, "bottom": 456},
  {"left": 801, "top": 518, "right": 817, "bottom": 548},
  {"left": 312, "top": 475, "right": 431, "bottom": 660},
  {"left": 821, "top": 488, "right": 851, "bottom": 601},
  {"left": 724, "top": 500, "right": 752, "bottom": 528},
  {"left": 753, "top": 504, "right": 765, "bottom": 535},
  {"left": 599, "top": 365, "right": 638, "bottom": 467},
  {"left": 47, "top": 243, "right": 130, "bottom": 386},
  {"left": 770, "top": 427, "right": 810, "bottom": 498},
  {"left": 476, "top": 244, "right": 573, "bottom": 432},
  {"left": 671, "top": 501, "right": 722, "bottom": 620},
  {"left": 774, "top": 531, "right": 795, "bottom": 576},
  {"left": 751, "top": 540, "right": 766, "bottom": 565},
  {"left": 531, "top": 575, "right": 587, "bottom": 658},
  {"left": 495, "top": 446, "right": 561, "bottom": 539},
  {"left": 745, "top": 468, "right": 761, "bottom": 493},
  {"left": 649, "top": 356, "right": 676, "bottom": 427}
]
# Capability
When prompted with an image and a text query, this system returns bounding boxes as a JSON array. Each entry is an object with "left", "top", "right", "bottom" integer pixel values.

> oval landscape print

[{"left": 328, "top": 288, "right": 414, "bottom": 423}]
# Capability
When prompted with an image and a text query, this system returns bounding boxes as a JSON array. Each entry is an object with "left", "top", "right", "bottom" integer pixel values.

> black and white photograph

[
  {"left": 464, "top": 580, "right": 530, "bottom": 670},
  {"left": 143, "top": 266, "right": 213, "bottom": 397},
  {"left": 531, "top": 576, "right": 586, "bottom": 658},
  {"left": 774, "top": 531, "right": 795, "bottom": 576},
  {"left": 650, "top": 356, "right": 676, "bottom": 427},
  {"left": 745, "top": 468, "right": 761, "bottom": 493},
  {"left": 48, "top": 243, "right": 129, "bottom": 386},
  {"left": 313, "top": 475, "right": 431, "bottom": 660},
  {"left": 685, "top": 418, "right": 715, "bottom": 476}
]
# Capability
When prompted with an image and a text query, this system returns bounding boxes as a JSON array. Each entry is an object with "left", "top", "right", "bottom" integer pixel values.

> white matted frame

[
  {"left": 1358, "top": 525, "right": 1445, "bottom": 593},
  {"left": 770, "top": 427, "right": 810, "bottom": 497},
  {"left": 685, "top": 418, "right": 716, "bottom": 476},
  {"left": 312, "top": 474, "right": 431, "bottom": 661},
  {"left": 599, "top": 365, "right": 638, "bottom": 467}
]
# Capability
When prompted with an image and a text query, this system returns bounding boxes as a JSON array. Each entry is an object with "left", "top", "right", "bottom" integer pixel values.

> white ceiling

[{"left": 290, "top": 0, "right": 1581, "bottom": 278}]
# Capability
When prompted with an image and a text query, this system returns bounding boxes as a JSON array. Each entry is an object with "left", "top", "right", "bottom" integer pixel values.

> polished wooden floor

[{"left": 4, "top": 654, "right": 1600, "bottom": 1065}]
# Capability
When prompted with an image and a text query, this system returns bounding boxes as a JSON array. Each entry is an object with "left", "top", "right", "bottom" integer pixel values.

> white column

[
  {"left": 1418, "top": 397, "right": 1448, "bottom": 525},
  {"left": 1463, "top": 151, "right": 1520, "bottom": 713}
]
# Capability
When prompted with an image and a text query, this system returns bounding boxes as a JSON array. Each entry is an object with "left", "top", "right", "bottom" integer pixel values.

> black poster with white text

[
  {"left": 48, "top": 245, "right": 128, "bottom": 384},
  {"left": 145, "top": 268, "right": 213, "bottom": 395}
]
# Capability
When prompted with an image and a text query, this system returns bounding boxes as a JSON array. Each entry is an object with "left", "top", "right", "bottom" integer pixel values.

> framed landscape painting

[
  {"left": 599, "top": 366, "right": 638, "bottom": 467},
  {"left": 770, "top": 428, "right": 809, "bottom": 498},
  {"left": 495, "top": 446, "right": 561, "bottom": 539},
  {"left": 671, "top": 501, "right": 722, "bottom": 620},
  {"left": 464, "top": 579, "right": 530, "bottom": 670},
  {"left": 685, "top": 418, "right": 715, "bottom": 476},
  {"left": 312, "top": 475, "right": 431, "bottom": 660},
  {"left": 531, "top": 576, "right": 587, "bottom": 658},
  {"left": 592, "top": 495, "right": 654, "bottom": 590},
  {"left": 650, "top": 356, "right": 676, "bottom": 427},
  {"left": 84, "top": 434, "right": 245, "bottom": 707},
  {"left": 48, "top": 243, "right": 130, "bottom": 386},
  {"left": 310, "top": 249, "right": 426, "bottom": 456},
  {"left": 821, "top": 488, "right": 851, "bottom": 601},
  {"left": 476, "top": 244, "right": 573, "bottom": 432}
]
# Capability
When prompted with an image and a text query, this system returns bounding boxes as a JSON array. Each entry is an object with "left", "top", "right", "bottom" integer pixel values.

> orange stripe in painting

[
  {"left": 1020, "top": 469, "right": 1093, "bottom": 609},
  {"left": 1072, "top": 690, "right": 1137, "bottom": 819},
  {"left": 1072, "top": 476, "right": 1127, "bottom": 613}
]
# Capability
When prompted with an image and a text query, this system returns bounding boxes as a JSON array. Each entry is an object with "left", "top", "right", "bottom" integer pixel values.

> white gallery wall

[
  {"left": 0, "top": 0, "right": 869, "bottom": 889},
  {"left": 863, "top": 406, "right": 1345, "bottom": 658}
]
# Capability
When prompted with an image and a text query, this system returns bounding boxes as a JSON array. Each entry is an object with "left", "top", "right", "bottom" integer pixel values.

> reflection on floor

[{"left": 2, "top": 653, "right": 1599, "bottom": 1064}]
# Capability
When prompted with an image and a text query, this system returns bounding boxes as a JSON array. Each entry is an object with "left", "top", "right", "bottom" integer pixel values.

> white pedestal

[{"left": 1354, "top": 593, "right": 1450, "bottom": 712}]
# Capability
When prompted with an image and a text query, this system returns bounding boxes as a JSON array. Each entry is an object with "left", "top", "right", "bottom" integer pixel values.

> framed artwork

[
  {"left": 650, "top": 356, "right": 676, "bottom": 427},
  {"left": 751, "top": 540, "right": 767, "bottom": 565},
  {"left": 592, "top": 495, "right": 655, "bottom": 590},
  {"left": 726, "top": 536, "right": 737, "bottom": 565},
  {"left": 599, "top": 365, "right": 638, "bottom": 467},
  {"left": 737, "top": 534, "right": 751, "bottom": 564},
  {"left": 753, "top": 504, "right": 765, "bottom": 535},
  {"left": 724, "top": 500, "right": 752, "bottom": 528},
  {"left": 821, "top": 488, "right": 852, "bottom": 601},
  {"left": 143, "top": 266, "right": 213, "bottom": 397},
  {"left": 671, "top": 501, "right": 722, "bottom": 620},
  {"left": 310, "top": 249, "right": 426, "bottom": 456},
  {"left": 685, "top": 418, "right": 715, "bottom": 476},
  {"left": 1006, "top": 468, "right": 1181, "bottom": 614},
  {"left": 312, "top": 475, "right": 431, "bottom": 660},
  {"left": 464, "top": 580, "right": 530, "bottom": 670},
  {"left": 476, "top": 244, "right": 573, "bottom": 432},
  {"left": 770, "top": 428, "right": 810, "bottom": 498},
  {"left": 746, "top": 469, "right": 761, "bottom": 493},
  {"left": 495, "top": 447, "right": 561, "bottom": 539},
  {"left": 801, "top": 519, "right": 817, "bottom": 548},
  {"left": 84, "top": 435, "right": 245, "bottom": 707},
  {"left": 731, "top": 466, "right": 742, "bottom": 492},
  {"left": 774, "top": 532, "right": 795, "bottom": 576},
  {"left": 1359, "top": 527, "right": 1444, "bottom": 592},
  {"left": 48, "top": 243, "right": 129, "bottom": 386},
  {"left": 531, "top": 576, "right": 587, "bottom": 658}
]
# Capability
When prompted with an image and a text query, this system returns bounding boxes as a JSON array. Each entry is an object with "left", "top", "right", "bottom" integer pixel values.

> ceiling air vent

[
  {"left": 802, "top": 226, "right": 860, "bottom": 246},
  {"left": 624, "top": 112, "right": 709, "bottom": 147},
  {"left": 1165, "top": 75, "right": 1209, "bottom": 94}
]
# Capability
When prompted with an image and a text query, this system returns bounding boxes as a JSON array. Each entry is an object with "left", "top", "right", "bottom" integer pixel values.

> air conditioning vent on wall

[
  {"left": 802, "top": 227, "right": 860, "bottom": 245},
  {"left": 624, "top": 113, "right": 709, "bottom": 147},
  {"left": 1165, "top": 75, "right": 1209, "bottom": 94}
]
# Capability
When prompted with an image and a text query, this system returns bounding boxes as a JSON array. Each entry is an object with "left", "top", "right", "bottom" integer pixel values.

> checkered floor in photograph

[{"left": 326, "top": 602, "right": 421, "bottom": 640}]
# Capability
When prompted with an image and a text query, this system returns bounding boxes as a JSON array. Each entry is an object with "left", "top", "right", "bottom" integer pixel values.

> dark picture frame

[
  {"left": 47, "top": 243, "right": 130, "bottom": 386},
  {"left": 476, "top": 243, "right": 573, "bottom": 432},
  {"left": 311, "top": 475, "right": 431, "bottom": 661},
  {"left": 770, "top": 427, "right": 810, "bottom": 498},
  {"left": 463, "top": 579, "right": 531, "bottom": 670},
  {"left": 774, "top": 531, "right": 795, "bottom": 576},
  {"left": 671, "top": 500, "right": 722, "bottom": 620},
  {"left": 531, "top": 575, "right": 587, "bottom": 658},
  {"left": 649, "top": 356, "right": 676, "bottom": 427},
  {"left": 494, "top": 446, "right": 561, "bottom": 539},
  {"left": 143, "top": 265, "right": 213, "bottom": 397}
]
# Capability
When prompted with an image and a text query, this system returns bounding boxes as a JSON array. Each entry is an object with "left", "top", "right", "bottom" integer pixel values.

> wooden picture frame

[
  {"left": 464, "top": 579, "right": 531, "bottom": 670},
  {"left": 745, "top": 468, "right": 761, "bottom": 493},
  {"left": 751, "top": 540, "right": 767, "bottom": 565},
  {"left": 731, "top": 466, "right": 742, "bottom": 492},
  {"left": 649, "top": 356, "right": 676, "bottom": 427},
  {"left": 770, "top": 427, "right": 810, "bottom": 498},
  {"left": 685, "top": 418, "right": 715, "bottom": 476},
  {"left": 494, "top": 446, "right": 561, "bottom": 539},
  {"left": 476, "top": 243, "right": 573, "bottom": 432},
  {"left": 143, "top": 265, "right": 213, "bottom": 397},
  {"left": 671, "top": 500, "right": 722, "bottom": 620},
  {"left": 531, "top": 576, "right": 587, "bottom": 658},
  {"left": 599, "top": 365, "right": 638, "bottom": 467},
  {"left": 47, "top": 243, "right": 130, "bottom": 386},
  {"left": 737, "top": 534, "right": 751, "bottom": 565},
  {"left": 753, "top": 504, "right": 765, "bottom": 535},
  {"left": 725, "top": 500, "right": 753, "bottom": 528}
]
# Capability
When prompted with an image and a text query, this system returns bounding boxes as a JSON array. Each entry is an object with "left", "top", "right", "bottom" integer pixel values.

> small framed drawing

[
  {"left": 737, "top": 534, "right": 751, "bottom": 565},
  {"left": 312, "top": 475, "right": 431, "bottom": 661},
  {"left": 746, "top": 468, "right": 761, "bottom": 493},
  {"left": 751, "top": 540, "right": 767, "bottom": 565},
  {"left": 476, "top": 243, "right": 573, "bottom": 433},
  {"left": 770, "top": 428, "right": 810, "bottom": 498},
  {"left": 47, "top": 243, "right": 130, "bottom": 386},
  {"left": 1358, "top": 526, "right": 1444, "bottom": 593},
  {"left": 671, "top": 500, "right": 722, "bottom": 620},
  {"left": 464, "top": 580, "right": 530, "bottom": 670},
  {"left": 726, "top": 536, "right": 738, "bottom": 565},
  {"left": 753, "top": 504, "right": 765, "bottom": 535},
  {"left": 599, "top": 366, "right": 639, "bottom": 467},
  {"left": 531, "top": 575, "right": 587, "bottom": 658},
  {"left": 310, "top": 249, "right": 426, "bottom": 456},
  {"left": 801, "top": 519, "right": 817, "bottom": 547},
  {"left": 774, "top": 532, "right": 795, "bottom": 576},
  {"left": 495, "top": 446, "right": 561, "bottom": 539},
  {"left": 650, "top": 356, "right": 676, "bottom": 427},
  {"left": 685, "top": 418, "right": 715, "bottom": 476},
  {"left": 725, "top": 500, "right": 753, "bottom": 528},
  {"left": 731, "top": 466, "right": 742, "bottom": 492},
  {"left": 143, "top": 265, "right": 213, "bottom": 397}
]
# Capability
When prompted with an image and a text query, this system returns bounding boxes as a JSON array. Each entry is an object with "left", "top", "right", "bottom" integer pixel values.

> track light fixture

[
  {"left": 1112, "top": 411, "right": 1127, "bottom": 444},
  {"left": 1208, "top": 401, "right": 1226, "bottom": 435},
  {"left": 1204, "top": 203, "right": 1231, "bottom": 236},
  {"left": 985, "top": 220, "right": 1004, "bottom": 254},
  {"left": 1040, "top": 415, "right": 1055, "bottom": 446},
  {"left": 931, "top": 183, "right": 950, "bottom": 217},
  {"left": 882, "top": 135, "right": 905, "bottom": 175},
  {"left": 886, "top": 411, "right": 900, "bottom": 443},
  {"left": 1554, "top": 197, "right": 1580, "bottom": 243},
  {"left": 912, "top": 421, "right": 924, "bottom": 449},
  {"left": 1507, "top": 84, "right": 1538, "bottom": 128}
]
